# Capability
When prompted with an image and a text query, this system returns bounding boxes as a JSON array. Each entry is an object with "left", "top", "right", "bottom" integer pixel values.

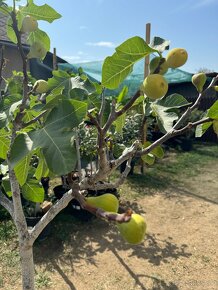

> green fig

[
  {"left": 33, "top": 80, "right": 49, "bottom": 94},
  {"left": 213, "top": 86, "right": 218, "bottom": 92},
  {"left": 86, "top": 193, "right": 119, "bottom": 213},
  {"left": 142, "top": 74, "right": 168, "bottom": 100},
  {"left": 21, "top": 15, "right": 38, "bottom": 33},
  {"left": 117, "top": 213, "right": 146, "bottom": 245},
  {"left": 166, "top": 48, "right": 188, "bottom": 68},
  {"left": 192, "top": 73, "right": 207, "bottom": 93},
  {"left": 27, "top": 42, "right": 47, "bottom": 60},
  {"left": 149, "top": 57, "right": 168, "bottom": 75},
  {"left": 213, "top": 119, "right": 218, "bottom": 135}
]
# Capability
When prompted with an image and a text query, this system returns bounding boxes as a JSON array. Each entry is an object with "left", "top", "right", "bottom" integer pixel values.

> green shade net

[{"left": 58, "top": 60, "right": 193, "bottom": 96}]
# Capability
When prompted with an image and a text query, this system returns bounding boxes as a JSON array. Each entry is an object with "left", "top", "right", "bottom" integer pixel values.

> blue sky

[{"left": 14, "top": 0, "right": 218, "bottom": 73}]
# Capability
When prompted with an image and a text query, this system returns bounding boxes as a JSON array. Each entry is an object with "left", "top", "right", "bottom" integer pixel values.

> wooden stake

[
  {"left": 144, "top": 23, "right": 151, "bottom": 78},
  {"left": 53, "top": 47, "right": 57, "bottom": 70},
  {"left": 141, "top": 23, "right": 151, "bottom": 174}
]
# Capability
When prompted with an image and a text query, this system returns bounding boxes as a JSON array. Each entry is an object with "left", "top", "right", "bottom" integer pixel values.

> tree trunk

[{"left": 19, "top": 241, "right": 35, "bottom": 290}]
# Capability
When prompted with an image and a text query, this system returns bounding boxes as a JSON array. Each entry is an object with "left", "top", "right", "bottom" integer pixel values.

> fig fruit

[
  {"left": 33, "top": 80, "right": 49, "bottom": 94},
  {"left": 86, "top": 193, "right": 119, "bottom": 213},
  {"left": 166, "top": 48, "right": 188, "bottom": 68},
  {"left": 28, "top": 42, "right": 47, "bottom": 59},
  {"left": 192, "top": 73, "right": 206, "bottom": 93},
  {"left": 150, "top": 57, "right": 168, "bottom": 75},
  {"left": 142, "top": 74, "right": 168, "bottom": 100},
  {"left": 21, "top": 15, "right": 38, "bottom": 33},
  {"left": 117, "top": 213, "right": 146, "bottom": 245}
]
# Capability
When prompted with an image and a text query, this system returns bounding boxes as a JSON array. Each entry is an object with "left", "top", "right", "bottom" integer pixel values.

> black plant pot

[
  {"left": 53, "top": 185, "right": 93, "bottom": 221},
  {"left": 26, "top": 216, "right": 51, "bottom": 241},
  {"left": 180, "top": 138, "right": 193, "bottom": 152}
]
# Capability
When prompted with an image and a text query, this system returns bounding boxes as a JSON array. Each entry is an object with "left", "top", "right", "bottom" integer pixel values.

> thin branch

[
  {"left": 75, "top": 130, "right": 82, "bottom": 181},
  {"left": 0, "top": 46, "right": 5, "bottom": 88},
  {"left": 29, "top": 188, "right": 74, "bottom": 241},
  {"left": 98, "top": 88, "right": 106, "bottom": 126},
  {"left": 116, "top": 90, "right": 141, "bottom": 117},
  {"left": 22, "top": 111, "right": 47, "bottom": 128},
  {"left": 174, "top": 75, "right": 218, "bottom": 130},
  {"left": 87, "top": 111, "right": 102, "bottom": 132},
  {"left": 103, "top": 99, "right": 117, "bottom": 134},
  {"left": 139, "top": 117, "right": 213, "bottom": 157},
  {"left": 0, "top": 189, "right": 14, "bottom": 219}
]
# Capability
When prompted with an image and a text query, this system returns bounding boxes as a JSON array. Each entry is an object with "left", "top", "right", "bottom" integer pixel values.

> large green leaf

[
  {"left": 28, "top": 29, "right": 50, "bottom": 52},
  {"left": 10, "top": 133, "right": 34, "bottom": 167},
  {"left": 21, "top": 2, "right": 61, "bottom": 23},
  {"left": 22, "top": 179, "right": 44, "bottom": 203},
  {"left": 6, "top": 18, "right": 17, "bottom": 44},
  {"left": 0, "top": 129, "right": 10, "bottom": 159},
  {"left": 151, "top": 103, "right": 178, "bottom": 133},
  {"left": 156, "top": 94, "right": 190, "bottom": 109},
  {"left": 33, "top": 99, "right": 87, "bottom": 174},
  {"left": 208, "top": 100, "right": 218, "bottom": 119},
  {"left": 14, "top": 154, "right": 32, "bottom": 186},
  {"left": 102, "top": 36, "right": 157, "bottom": 89}
]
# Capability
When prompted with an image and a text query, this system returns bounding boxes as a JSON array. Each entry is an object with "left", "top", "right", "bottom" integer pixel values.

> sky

[{"left": 10, "top": 0, "right": 218, "bottom": 73}]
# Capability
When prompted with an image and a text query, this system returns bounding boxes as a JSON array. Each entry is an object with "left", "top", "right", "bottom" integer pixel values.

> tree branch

[
  {"left": 97, "top": 88, "right": 106, "bottom": 126},
  {"left": 0, "top": 189, "right": 14, "bottom": 219},
  {"left": 0, "top": 46, "right": 5, "bottom": 88}
]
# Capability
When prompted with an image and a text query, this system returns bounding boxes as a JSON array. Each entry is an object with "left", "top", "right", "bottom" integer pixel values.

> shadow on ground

[{"left": 34, "top": 211, "right": 191, "bottom": 290}]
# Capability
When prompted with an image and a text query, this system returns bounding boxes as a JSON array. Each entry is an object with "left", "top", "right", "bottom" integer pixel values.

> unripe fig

[
  {"left": 166, "top": 48, "right": 188, "bottom": 68},
  {"left": 192, "top": 73, "right": 207, "bottom": 93},
  {"left": 21, "top": 15, "right": 38, "bottom": 33},
  {"left": 142, "top": 74, "right": 168, "bottom": 100},
  {"left": 86, "top": 193, "right": 119, "bottom": 213},
  {"left": 33, "top": 80, "right": 49, "bottom": 94},
  {"left": 117, "top": 213, "right": 146, "bottom": 245},
  {"left": 213, "top": 119, "right": 218, "bottom": 135},
  {"left": 214, "top": 86, "right": 218, "bottom": 92},
  {"left": 150, "top": 57, "right": 168, "bottom": 75},
  {"left": 28, "top": 42, "right": 47, "bottom": 59}
]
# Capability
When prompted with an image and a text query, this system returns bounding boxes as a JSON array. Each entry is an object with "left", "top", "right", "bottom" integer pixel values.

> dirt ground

[{"left": 2, "top": 162, "right": 218, "bottom": 290}]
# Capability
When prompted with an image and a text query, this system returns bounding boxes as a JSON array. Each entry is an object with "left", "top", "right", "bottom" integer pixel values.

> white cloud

[
  {"left": 61, "top": 55, "right": 81, "bottom": 61},
  {"left": 86, "top": 41, "right": 116, "bottom": 48}
]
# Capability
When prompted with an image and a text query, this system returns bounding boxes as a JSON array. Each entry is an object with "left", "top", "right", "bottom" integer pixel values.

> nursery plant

[{"left": 0, "top": 1, "right": 218, "bottom": 289}]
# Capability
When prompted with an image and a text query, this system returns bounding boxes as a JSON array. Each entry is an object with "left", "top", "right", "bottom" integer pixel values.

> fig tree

[
  {"left": 21, "top": 15, "right": 38, "bottom": 33},
  {"left": 192, "top": 73, "right": 207, "bottom": 93},
  {"left": 117, "top": 213, "right": 146, "bottom": 245},
  {"left": 33, "top": 80, "right": 49, "bottom": 94},
  {"left": 166, "top": 48, "right": 188, "bottom": 68},
  {"left": 142, "top": 74, "right": 168, "bottom": 100}
]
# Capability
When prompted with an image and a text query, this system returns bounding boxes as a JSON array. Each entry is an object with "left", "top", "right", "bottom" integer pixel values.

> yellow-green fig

[
  {"left": 166, "top": 48, "right": 188, "bottom": 68},
  {"left": 192, "top": 73, "right": 207, "bottom": 93},
  {"left": 33, "top": 80, "right": 49, "bottom": 94},
  {"left": 213, "top": 119, "right": 218, "bottom": 135},
  {"left": 150, "top": 57, "right": 168, "bottom": 75},
  {"left": 142, "top": 74, "right": 168, "bottom": 100},
  {"left": 117, "top": 213, "right": 146, "bottom": 245},
  {"left": 21, "top": 15, "right": 38, "bottom": 33},
  {"left": 27, "top": 42, "right": 47, "bottom": 59},
  {"left": 86, "top": 193, "right": 119, "bottom": 213},
  {"left": 213, "top": 86, "right": 218, "bottom": 92}
]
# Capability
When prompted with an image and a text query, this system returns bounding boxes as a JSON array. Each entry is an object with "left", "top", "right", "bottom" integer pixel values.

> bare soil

[{"left": 2, "top": 162, "right": 218, "bottom": 290}]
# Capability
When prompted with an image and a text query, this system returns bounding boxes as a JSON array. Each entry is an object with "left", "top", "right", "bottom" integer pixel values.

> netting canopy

[{"left": 58, "top": 60, "right": 193, "bottom": 96}]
